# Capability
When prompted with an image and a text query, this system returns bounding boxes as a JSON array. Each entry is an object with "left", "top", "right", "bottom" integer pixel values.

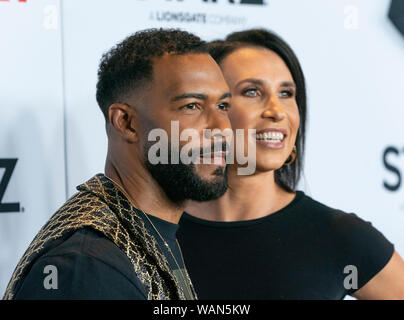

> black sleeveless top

[{"left": 177, "top": 191, "right": 394, "bottom": 299}]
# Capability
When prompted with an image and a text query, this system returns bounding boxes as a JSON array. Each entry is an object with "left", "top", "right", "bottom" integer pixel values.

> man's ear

[{"left": 108, "top": 103, "right": 139, "bottom": 143}]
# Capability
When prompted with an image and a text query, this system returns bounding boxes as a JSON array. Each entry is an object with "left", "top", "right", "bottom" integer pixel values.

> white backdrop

[{"left": 1, "top": 0, "right": 403, "bottom": 298}]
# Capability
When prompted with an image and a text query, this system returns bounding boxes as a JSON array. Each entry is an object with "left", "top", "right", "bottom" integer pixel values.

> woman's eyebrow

[
  {"left": 237, "top": 78, "right": 264, "bottom": 86},
  {"left": 236, "top": 79, "right": 296, "bottom": 89},
  {"left": 280, "top": 81, "right": 296, "bottom": 88}
]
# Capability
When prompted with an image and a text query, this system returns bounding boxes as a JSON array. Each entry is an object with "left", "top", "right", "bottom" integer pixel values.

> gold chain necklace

[
  {"left": 104, "top": 175, "right": 196, "bottom": 300},
  {"left": 140, "top": 211, "right": 196, "bottom": 300}
]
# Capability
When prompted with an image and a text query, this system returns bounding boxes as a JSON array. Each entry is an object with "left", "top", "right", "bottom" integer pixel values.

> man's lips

[{"left": 200, "top": 151, "right": 228, "bottom": 165}]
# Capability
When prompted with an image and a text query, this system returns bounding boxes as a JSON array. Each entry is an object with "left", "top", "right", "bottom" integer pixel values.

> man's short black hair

[{"left": 96, "top": 28, "right": 206, "bottom": 120}]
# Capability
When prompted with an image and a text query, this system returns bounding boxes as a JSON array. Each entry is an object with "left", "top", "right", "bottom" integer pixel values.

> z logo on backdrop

[{"left": 0, "top": 159, "right": 20, "bottom": 213}]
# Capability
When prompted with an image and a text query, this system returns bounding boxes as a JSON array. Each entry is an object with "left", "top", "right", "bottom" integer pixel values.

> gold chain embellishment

[
  {"left": 139, "top": 211, "right": 197, "bottom": 300},
  {"left": 3, "top": 174, "right": 186, "bottom": 300},
  {"left": 103, "top": 174, "right": 197, "bottom": 300}
]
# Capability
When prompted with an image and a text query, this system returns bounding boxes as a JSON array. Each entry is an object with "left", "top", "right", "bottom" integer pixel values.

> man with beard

[{"left": 3, "top": 29, "right": 231, "bottom": 300}]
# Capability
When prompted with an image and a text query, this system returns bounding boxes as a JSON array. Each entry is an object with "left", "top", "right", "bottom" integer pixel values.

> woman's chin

[
  {"left": 228, "top": 164, "right": 282, "bottom": 176},
  {"left": 226, "top": 160, "right": 284, "bottom": 176},
  {"left": 254, "top": 161, "right": 285, "bottom": 173}
]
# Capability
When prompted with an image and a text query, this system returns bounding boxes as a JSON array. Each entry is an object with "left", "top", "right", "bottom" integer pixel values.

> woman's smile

[{"left": 254, "top": 128, "right": 287, "bottom": 149}]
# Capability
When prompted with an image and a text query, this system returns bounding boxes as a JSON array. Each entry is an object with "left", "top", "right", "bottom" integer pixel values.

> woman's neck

[{"left": 184, "top": 166, "right": 296, "bottom": 222}]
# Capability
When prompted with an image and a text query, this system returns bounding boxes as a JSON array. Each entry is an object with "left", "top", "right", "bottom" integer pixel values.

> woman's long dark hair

[{"left": 208, "top": 29, "right": 307, "bottom": 192}]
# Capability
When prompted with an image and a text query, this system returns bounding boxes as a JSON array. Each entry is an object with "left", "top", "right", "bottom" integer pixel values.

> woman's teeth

[{"left": 255, "top": 132, "right": 284, "bottom": 142}]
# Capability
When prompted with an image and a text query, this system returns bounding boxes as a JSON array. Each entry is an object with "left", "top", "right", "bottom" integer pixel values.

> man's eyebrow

[
  {"left": 171, "top": 93, "right": 208, "bottom": 102},
  {"left": 171, "top": 92, "right": 231, "bottom": 102},
  {"left": 220, "top": 92, "right": 232, "bottom": 100}
]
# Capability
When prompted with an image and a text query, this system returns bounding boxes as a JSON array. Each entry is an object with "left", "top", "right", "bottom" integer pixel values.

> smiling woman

[{"left": 177, "top": 28, "right": 404, "bottom": 300}]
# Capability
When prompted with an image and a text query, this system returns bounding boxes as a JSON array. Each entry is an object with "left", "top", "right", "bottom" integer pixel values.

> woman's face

[{"left": 220, "top": 47, "right": 300, "bottom": 173}]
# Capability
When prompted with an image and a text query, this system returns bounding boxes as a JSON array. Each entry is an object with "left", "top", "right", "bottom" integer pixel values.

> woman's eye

[
  {"left": 243, "top": 88, "right": 259, "bottom": 97},
  {"left": 217, "top": 102, "right": 230, "bottom": 111},
  {"left": 279, "top": 90, "right": 295, "bottom": 98}
]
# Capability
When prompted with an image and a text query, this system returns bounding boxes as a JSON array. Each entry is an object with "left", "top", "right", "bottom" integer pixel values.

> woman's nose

[{"left": 261, "top": 98, "right": 286, "bottom": 122}]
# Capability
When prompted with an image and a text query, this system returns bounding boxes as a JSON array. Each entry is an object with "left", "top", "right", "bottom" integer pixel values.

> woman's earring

[{"left": 284, "top": 145, "right": 297, "bottom": 166}]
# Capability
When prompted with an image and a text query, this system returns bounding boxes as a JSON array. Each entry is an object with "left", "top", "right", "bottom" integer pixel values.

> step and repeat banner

[{"left": 1, "top": 0, "right": 403, "bottom": 297}]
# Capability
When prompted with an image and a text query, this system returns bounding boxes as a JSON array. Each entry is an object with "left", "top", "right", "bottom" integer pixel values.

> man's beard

[{"left": 144, "top": 142, "right": 228, "bottom": 204}]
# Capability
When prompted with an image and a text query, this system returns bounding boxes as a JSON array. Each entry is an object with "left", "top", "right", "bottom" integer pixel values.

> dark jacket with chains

[{"left": 3, "top": 174, "right": 194, "bottom": 300}]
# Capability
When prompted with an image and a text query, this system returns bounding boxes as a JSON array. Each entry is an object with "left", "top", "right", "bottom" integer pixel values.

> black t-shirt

[
  {"left": 13, "top": 211, "right": 191, "bottom": 299},
  {"left": 146, "top": 213, "right": 194, "bottom": 299},
  {"left": 177, "top": 191, "right": 395, "bottom": 300}
]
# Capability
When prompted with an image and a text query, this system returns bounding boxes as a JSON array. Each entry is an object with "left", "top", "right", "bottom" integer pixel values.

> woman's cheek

[{"left": 288, "top": 107, "right": 300, "bottom": 143}]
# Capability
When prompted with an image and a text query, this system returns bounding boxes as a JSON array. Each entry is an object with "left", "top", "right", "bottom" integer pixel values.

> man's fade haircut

[
  {"left": 96, "top": 28, "right": 207, "bottom": 121},
  {"left": 207, "top": 29, "right": 307, "bottom": 193}
]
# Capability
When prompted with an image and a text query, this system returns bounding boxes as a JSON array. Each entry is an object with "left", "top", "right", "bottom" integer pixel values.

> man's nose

[
  {"left": 206, "top": 108, "right": 232, "bottom": 132},
  {"left": 203, "top": 108, "right": 232, "bottom": 141}
]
